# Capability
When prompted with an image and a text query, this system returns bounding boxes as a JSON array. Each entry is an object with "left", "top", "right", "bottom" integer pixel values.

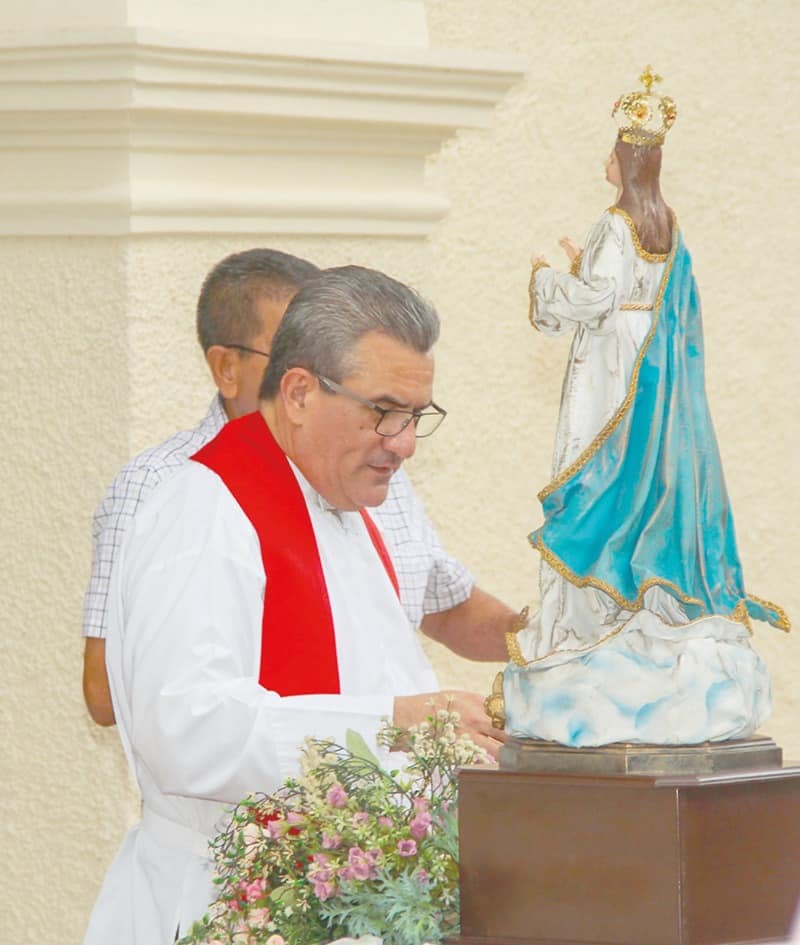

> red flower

[{"left": 253, "top": 808, "right": 281, "bottom": 828}]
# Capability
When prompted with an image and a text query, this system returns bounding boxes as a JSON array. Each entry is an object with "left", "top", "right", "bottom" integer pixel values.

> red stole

[{"left": 192, "top": 411, "right": 399, "bottom": 697}]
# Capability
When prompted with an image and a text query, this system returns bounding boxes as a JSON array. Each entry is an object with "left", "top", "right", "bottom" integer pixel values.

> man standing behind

[
  {"left": 82, "top": 249, "right": 320, "bottom": 723},
  {"left": 82, "top": 249, "right": 515, "bottom": 726},
  {"left": 84, "top": 266, "right": 504, "bottom": 944}
]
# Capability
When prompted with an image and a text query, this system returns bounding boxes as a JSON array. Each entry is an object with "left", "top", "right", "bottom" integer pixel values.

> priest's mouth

[{"left": 367, "top": 463, "right": 400, "bottom": 478}]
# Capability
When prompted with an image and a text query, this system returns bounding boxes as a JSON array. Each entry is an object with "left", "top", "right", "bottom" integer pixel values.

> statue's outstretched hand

[
  {"left": 558, "top": 236, "right": 581, "bottom": 262},
  {"left": 531, "top": 253, "right": 549, "bottom": 269}
]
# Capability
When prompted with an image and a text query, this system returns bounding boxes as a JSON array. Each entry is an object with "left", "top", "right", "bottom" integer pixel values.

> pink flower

[
  {"left": 240, "top": 878, "right": 266, "bottom": 903},
  {"left": 321, "top": 831, "right": 341, "bottom": 850},
  {"left": 326, "top": 784, "right": 348, "bottom": 808},
  {"left": 266, "top": 937, "right": 286, "bottom": 945},
  {"left": 352, "top": 811, "right": 370, "bottom": 827},
  {"left": 309, "top": 860, "right": 335, "bottom": 888},
  {"left": 409, "top": 811, "right": 432, "bottom": 840},
  {"left": 248, "top": 907, "right": 271, "bottom": 928},
  {"left": 348, "top": 846, "right": 378, "bottom": 880},
  {"left": 412, "top": 797, "right": 429, "bottom": 813},
  {"left": 397, "top": 838, "right": 417, "bottom": 857},
  {"left": 415, "top": 867, "right": 429, "bottom": 885},
  {"left": 377, "top": 816, "right": 393, "bottom": 829},
  {"left": 265, "top": 819, "right": 283, "bottom": 839},
  {"left": 312, "top": 877, "right": 338, "bottom": 900},
  {"left": 286, "top": 811, "right": 304, "bottom": 825},
  {"left": 309, "top": 857, "right": 338, "bottom": 900}
]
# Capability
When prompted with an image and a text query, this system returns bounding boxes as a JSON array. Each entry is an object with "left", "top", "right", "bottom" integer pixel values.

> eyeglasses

[
  {"left": 224, "top": 343, "right": 270, "bottom": 358},
  {"left": 316, "top": 374, "right": 446, "bottom": 438}
]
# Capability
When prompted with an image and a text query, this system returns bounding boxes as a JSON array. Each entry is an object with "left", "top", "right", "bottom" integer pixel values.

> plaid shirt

[{"left": 82, "top": 397, "right": 473, "bottom": 637}]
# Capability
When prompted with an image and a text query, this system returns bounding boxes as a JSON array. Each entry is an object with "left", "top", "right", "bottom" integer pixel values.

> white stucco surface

[{"left": 2, "top": 2, "right": 798, "bottom": 943}]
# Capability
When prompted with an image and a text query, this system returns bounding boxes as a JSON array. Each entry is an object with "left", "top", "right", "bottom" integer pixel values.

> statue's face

[{"left": 605, "top": 148, "right": 622, "bottom": 189}]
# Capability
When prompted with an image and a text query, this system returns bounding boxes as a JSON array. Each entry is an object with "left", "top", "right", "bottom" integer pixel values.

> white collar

[{"left": 286, "top": 458, "right": 358, "bottom": 533}]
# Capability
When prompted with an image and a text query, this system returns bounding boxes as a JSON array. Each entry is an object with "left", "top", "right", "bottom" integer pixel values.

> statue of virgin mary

[{"left": 502, "top": 68, "right": 789, "bottom": 747}]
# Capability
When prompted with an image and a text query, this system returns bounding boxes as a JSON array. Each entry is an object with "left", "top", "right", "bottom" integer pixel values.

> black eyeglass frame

[
  {"left": 316, "top": 374, "right": 447, "bottom": 438},
  {"left": 222, "top": 343, "right": 270, "bottom": 358}
]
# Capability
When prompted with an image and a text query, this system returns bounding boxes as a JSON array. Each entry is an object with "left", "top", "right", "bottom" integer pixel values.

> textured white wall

[
  {"left": 2, "top": 2, "right": 798, "bottom": 943},
  {"left": 1, "top": 238, "right": 135, "bottom": 941}
]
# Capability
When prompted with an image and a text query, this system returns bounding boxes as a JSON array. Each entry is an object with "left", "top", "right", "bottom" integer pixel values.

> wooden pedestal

[{"left": 450, "top": 765, "right": 800, "bottom": 945}]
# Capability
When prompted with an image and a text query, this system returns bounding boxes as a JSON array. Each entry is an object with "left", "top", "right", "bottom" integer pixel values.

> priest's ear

[
  {"left": 280, "top": 367, "right": 317, "bottom": 424},
  {"left": 205, "top": 345, "right": 242, "bottom": 401}
]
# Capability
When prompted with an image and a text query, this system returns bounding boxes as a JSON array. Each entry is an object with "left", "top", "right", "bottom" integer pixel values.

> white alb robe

[{"left": 84, "top": 459, "right": 438, "bottom": 945}]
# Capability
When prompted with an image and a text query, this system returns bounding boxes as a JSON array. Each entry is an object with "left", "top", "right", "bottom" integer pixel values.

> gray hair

[
  {"left": 260, "top": 265, "right": 439, "bottom": 399},
  {"left": 196, "top": 248, "right": 320, "bottom": 352}
]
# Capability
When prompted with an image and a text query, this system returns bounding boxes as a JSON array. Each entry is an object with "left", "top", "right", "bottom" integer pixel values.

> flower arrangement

[{"left": 180, "top": 709, "right": 490, "bottom": 945}]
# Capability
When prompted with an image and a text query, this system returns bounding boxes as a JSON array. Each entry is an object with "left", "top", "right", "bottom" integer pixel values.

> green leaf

[
  {"left": 345, "top": 729, "right": 381, "bottom": 767},
  {"left": 270, "top": 883, "right": 296, "bottom": 907}
]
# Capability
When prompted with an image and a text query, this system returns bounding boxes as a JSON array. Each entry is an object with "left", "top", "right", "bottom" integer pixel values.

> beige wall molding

[
  {"left": 5, "top": 0, "right": 433, "bottom": 45},
  {"left": 0, "top": 29, "right": 525, "bottom": 236}
]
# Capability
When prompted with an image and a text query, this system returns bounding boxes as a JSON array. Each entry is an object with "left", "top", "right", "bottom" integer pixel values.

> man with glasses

[
  {"left": 82, "top": 249, "right": 517, "bottom": 727},
  {"left": 81, "top": 249, "right": 320, "bottom": 724},
  {"left": 84, "top": 266, "right": 507, "bottom": 945}
]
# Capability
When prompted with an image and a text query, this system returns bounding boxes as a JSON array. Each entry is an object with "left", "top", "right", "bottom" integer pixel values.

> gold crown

[{"left": 612, "top": 66, "right": 677, "bottom": 147}]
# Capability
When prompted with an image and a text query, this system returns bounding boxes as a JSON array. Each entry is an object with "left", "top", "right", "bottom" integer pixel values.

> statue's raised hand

[{"left": 558, "top": 236, "right": 581, "bottom": 262}]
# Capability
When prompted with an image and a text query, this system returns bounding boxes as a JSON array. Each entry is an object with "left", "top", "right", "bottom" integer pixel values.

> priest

[{"left": 83, "top": 265, "right": 504, "bottom": 945}]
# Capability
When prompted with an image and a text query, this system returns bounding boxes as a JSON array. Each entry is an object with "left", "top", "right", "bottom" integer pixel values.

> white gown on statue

[{"left": 503, "top": 208, "right": 771, "bottom": 747}]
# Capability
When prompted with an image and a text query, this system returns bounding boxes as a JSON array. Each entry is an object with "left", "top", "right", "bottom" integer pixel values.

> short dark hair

[
  {"left": 196, "top": 249, "right": 320, "bottom": 352},
  {"left": 260, "top": 265, "right": 439, "bottom": 399}
]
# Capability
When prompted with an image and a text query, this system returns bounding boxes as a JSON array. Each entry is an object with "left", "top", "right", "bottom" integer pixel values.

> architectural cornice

[{"left": 0, "top": 30, "right": 527, "bottom": 236}]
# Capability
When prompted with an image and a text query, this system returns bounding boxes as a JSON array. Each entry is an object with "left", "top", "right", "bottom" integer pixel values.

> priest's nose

[{"left": 383, "top": 422, "right": 417, "bottom": 460}]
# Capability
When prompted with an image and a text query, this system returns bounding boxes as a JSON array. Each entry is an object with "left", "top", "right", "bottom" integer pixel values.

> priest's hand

[{"left": 393, "top": 690, "right": 507, "bottom": 761}]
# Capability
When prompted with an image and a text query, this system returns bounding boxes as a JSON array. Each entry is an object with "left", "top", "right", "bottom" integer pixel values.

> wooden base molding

[{"left": 449, "top": 759, "right": 800, "bottom": 945}]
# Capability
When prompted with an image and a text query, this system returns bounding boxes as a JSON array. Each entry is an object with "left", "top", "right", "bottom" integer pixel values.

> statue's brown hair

[{"left": 615, "top": 139, "right": 672, "bottom": 255}]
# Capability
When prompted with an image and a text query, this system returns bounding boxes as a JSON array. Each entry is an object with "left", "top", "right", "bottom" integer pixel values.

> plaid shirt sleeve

[
  {"left": 82, "top": 459, "right": 176, "bottom": 638},
  {"left": 81, "top": 398, "right": 226, "bottom": 638},
  {"left": 372, "top": 468, "right": 474, "bottom": 628}
]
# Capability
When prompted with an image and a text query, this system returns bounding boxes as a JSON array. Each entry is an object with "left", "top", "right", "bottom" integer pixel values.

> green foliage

[
  {"left": 319, "top": 868, "right": 453, "bottom": 945},
  {"left": 178, "top": 709, "right": 490, "bottom": 945},
  {"left": 345, "top": 730, "right": 381, "bottom": 767}
]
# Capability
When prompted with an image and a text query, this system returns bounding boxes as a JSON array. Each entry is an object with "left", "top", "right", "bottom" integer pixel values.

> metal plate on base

[{"left": 500, "top": 734, "right": 783, "bottom": 776}]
